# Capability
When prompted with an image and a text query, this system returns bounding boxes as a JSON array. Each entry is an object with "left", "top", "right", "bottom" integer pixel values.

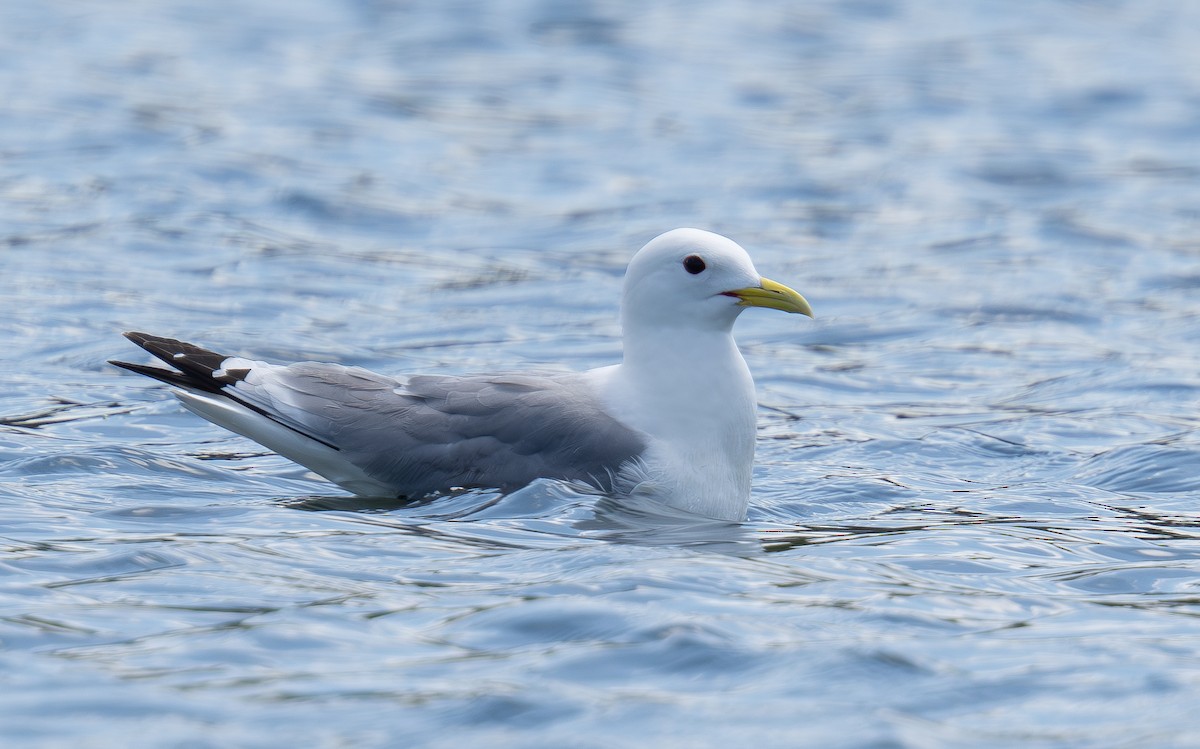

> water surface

[{"left": 3, "top": 1, "right": 1200, "bottom": 747}]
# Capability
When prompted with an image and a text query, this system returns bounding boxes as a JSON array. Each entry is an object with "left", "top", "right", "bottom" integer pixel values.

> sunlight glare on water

[{"left": 2, "top": 1, "right": 1200, "bottom": 747}]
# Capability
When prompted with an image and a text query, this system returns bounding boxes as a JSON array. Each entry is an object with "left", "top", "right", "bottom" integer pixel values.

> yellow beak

[{"left": 725, "top": 277, "right": 813, "bottom": 317}]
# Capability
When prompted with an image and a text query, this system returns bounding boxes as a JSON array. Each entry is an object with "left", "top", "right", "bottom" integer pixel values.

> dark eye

[{"left": 683, "top": 255, "right": 706, "bottom": 274}]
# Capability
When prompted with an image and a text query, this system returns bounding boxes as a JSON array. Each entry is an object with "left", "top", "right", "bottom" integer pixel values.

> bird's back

[{"left": 270, "top": 366, "right": 647, "bottom": 496}]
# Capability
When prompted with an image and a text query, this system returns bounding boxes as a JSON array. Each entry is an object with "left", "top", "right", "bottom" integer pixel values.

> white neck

[{"left": 590, "top": 324, "right": 757, "bottom": 521}]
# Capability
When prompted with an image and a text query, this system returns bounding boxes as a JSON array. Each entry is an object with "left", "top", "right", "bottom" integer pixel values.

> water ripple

[{"left": 4, "top": 0, "right": 1200, "bottom": 747}]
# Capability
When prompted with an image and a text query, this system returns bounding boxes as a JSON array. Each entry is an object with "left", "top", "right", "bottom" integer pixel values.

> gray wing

[
  {"left": 113, "top": 333, "right": 645, "bottom": 497},
  {"left": 258, "top": 364, "right": 647, "bottom": 496}
]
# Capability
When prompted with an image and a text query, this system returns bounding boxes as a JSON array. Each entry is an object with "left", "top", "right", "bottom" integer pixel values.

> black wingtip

[
  {"left": 109, "top": 358, "right": 201, "bottom": 390},
  {"left": 122, "top": 331, "right": 170, "bottom": 349},
  {"left": 113, "top": 332, "right": 239, "bottom": 394},
  {"left": 112, "top": 332, "right": 342, "bottom": 452}
]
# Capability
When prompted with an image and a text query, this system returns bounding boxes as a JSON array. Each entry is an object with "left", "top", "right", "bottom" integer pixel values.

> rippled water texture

[{"left": 4, "top": 1, "right": 1200, "bottom": 747}]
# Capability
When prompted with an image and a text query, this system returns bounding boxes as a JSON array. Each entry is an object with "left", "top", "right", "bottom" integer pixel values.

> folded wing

[{"left": 112, "top": 332, "right": 645, "bottom": 497}]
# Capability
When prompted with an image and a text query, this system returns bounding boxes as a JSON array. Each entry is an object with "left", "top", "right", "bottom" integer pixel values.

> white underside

[
  {"left": 585, "top": 338, "right": 757, "bottom": 523},
  {"left": 174, "top": 390, "right": 394, "bottom": 496}
]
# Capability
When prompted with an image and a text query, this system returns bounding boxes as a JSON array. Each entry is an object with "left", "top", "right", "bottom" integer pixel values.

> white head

[
  {"left": 605, "top": 229, "right": 812, "bottom": 521},
  {"left": 621, "top": 228, "right": 811, "bottom": 334}
]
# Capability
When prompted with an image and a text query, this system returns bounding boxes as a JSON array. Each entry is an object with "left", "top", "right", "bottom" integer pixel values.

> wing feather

[{"left": 114, "top": 332, "right": 646, "bottom": 498}]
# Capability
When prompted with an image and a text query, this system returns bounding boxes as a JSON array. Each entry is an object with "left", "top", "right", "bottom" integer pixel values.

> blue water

[{"left": 4, "top": 1, "right": 1200, "bottom": 746}]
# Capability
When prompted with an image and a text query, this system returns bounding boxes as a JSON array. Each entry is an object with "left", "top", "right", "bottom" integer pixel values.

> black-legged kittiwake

[{"left": 111, "top": 228, "right": 812, "bottom": 521}]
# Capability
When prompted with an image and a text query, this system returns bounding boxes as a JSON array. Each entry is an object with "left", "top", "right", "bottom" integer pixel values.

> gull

[{"left": 111, "top": 228, "right": 812, "bottom": 521}]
